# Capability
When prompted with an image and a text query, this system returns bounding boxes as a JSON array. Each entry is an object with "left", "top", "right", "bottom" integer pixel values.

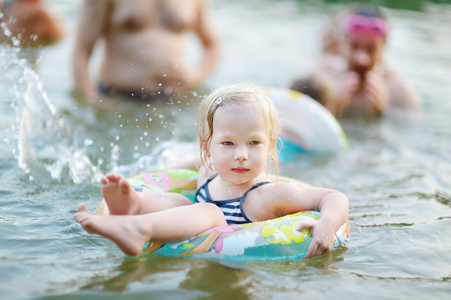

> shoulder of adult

[{"left": 384, "top": 67, "right": 421, "bottom": 110}]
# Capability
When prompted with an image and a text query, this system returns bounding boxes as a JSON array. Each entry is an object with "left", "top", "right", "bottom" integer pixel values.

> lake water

[{"left": 1, "top": 0, "right": 451, "bottom": 299}]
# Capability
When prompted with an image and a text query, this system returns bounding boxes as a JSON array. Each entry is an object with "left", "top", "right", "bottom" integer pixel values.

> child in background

[{"left": 75, "top": 83, "right": 349, "bottom": 257}]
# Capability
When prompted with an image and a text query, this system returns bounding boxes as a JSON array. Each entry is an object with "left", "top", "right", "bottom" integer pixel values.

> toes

[
  {"left": 105, "top": 173, "right": 116, "bottom": 182},
  {"left": 74, "top": 210, "right": 88, "bottom": 223},
  {"left": 77, "top": 202, "right": 91, "bottom": 214},
  {"left": 77, "top": 202, "right": 86, "bottom": 211},
  {"left": 119, "top": 178, "right": 132, "bottom": 194},
  {"left": 105, "top": 173, "right": 124, "bottom": 183}
]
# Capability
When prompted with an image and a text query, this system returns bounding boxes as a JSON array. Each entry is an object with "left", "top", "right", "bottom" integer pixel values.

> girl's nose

[{"left": 234, "top": 145, "right": 248, "bottom": 161}]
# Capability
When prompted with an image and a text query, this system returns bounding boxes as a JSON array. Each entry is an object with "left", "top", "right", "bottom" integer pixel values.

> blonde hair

[{"left": 197, "top": 83, "right": 281, "bottom": 174}]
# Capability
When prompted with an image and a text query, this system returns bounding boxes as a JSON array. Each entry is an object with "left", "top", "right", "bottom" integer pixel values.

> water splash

[
  {"left": 115, "top": 140, "right": 198, "bottom": 176},
  {"left": 0, "top": 40, "right": 96, "bottom": 184}
]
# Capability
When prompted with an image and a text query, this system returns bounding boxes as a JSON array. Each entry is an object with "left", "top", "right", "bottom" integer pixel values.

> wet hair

[
  {"left": 197, "top": 83, "right": 281, "bottom": 174},
  {"left": 290, "top": 75, "right": 334, "bottom": 113},
  {"left": 351, "top": 4, "right": 387, "bottom": 20}
]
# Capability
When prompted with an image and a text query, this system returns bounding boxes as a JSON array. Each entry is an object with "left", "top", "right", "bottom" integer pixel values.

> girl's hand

[{"left": 295, "top": 219, "right": 335, "bottom": 257}]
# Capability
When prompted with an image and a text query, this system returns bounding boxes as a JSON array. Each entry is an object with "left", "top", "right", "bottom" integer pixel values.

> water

[{"left": 1, "top": 0, "right": 451, "bottom": 299}]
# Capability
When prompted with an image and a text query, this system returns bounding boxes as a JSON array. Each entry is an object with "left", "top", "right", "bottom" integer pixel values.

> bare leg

[
  {"left": 101, "top": 173, "right": 192, "bottom": 215},
  {"left": 75, "top": 202, "right": 226, "bottom": 256}
]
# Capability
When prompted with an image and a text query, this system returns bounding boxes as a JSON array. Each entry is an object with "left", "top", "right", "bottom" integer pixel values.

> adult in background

[
  {"left": 291, "top": 4, "right": 420, "bottom": 118},
  {"left": 72, "top": 0, "right": 220, "bottom": 101},
  {"left": 0, "top": 0, "right": 65, "bottom": 47}
]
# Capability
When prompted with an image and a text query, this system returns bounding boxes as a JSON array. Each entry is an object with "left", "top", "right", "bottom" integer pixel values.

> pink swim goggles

[{"left": 345, "top": 14, "right": 388, "bottom": 39}]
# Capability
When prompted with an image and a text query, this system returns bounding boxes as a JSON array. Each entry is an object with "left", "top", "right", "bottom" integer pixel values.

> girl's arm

[{"left": 271, "top": 184, "right": 349, "bottom": 257}]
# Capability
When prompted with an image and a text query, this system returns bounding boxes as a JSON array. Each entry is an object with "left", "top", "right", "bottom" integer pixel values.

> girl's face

[{"left": 206, "top": 104, "right": 270, "bottom": 186}]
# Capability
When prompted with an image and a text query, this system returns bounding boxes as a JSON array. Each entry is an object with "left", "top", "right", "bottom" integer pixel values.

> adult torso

[{"left": 100, "top": 0, "right": 200, "bottom": 93}]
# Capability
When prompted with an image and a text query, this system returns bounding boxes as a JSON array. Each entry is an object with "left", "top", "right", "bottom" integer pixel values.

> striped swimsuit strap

[
  {"left": 195, "top": 177, "right": 272, "bottom": 224},
  {"left": 195, "top": 176, "right": 272, "bottom": 205},
  {"left": 213, "top": 180, "right": 272, "bottom": 205}
]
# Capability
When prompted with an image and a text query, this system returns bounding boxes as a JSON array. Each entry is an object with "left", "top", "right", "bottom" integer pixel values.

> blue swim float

[{"left": 96, "top": 169, "right": 350, "bottom": 262}]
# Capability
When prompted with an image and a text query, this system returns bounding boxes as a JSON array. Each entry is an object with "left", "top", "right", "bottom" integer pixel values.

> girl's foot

[
  {"left": 101, "top": 173, "right": 139, "bottom": 215},
  {"left": 74, "top": 203, "right": 150, "bottom": 256}
]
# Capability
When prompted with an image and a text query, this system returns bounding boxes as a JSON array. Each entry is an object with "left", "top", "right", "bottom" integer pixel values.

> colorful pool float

[
  {"left": 267, "top": 87, "right": 348, "bottom": 158},
  {"left": 96, "top": 169, "right": 350, "bottom": 262}
]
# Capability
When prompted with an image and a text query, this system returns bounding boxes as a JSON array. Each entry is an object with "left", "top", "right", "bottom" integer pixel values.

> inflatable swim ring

[
  {"left": 96, "top": 169, "right": 349, "bottom": 262},
  {"left": 266, "top": 88, "right": 348, "bottom": 157}
]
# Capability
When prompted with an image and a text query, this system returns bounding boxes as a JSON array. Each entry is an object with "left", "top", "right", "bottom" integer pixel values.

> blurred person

[
  {"left": 0, "top": 0, "right": 65, "bottom": 47},
  {"left": 291, "top": 4, "right": 420, "bottom": 118},
  {"left": 72, "top": 0, "right": 220, "bottom": 101}
]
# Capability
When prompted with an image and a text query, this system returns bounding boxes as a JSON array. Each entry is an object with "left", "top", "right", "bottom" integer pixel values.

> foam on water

[{"left": 0, "top": 39, "right": 96, "bottom": 184}]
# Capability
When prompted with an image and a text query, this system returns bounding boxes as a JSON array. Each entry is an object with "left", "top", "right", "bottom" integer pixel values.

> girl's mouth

[{"left": 232, "top": 167, "right": 249, "bottom": 174}]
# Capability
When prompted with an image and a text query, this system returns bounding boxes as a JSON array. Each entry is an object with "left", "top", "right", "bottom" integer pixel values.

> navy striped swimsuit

[{"left": 194, "top": 176, "right": 271, "bottom": 225}]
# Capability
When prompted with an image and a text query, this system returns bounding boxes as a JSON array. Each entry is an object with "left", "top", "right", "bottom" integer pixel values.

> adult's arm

[
  {"left": 187, "top": 0, "right": 220, "bottom": 88},
  {"left": 72, "top": 0, "right": 110, "bottom": 97}
]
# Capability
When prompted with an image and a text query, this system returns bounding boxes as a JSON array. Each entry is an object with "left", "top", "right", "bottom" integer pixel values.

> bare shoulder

[
  {"left": 256, "top": 181, "right": 309, "bottom": 203},
  {"left": 384, "top": 67, "right": 421, "bottom": 110},
  {"left": 244, "top": 182, "right": 316, "bottom": 221},
  {"left": 271, "top": 181, "right": 304, "bottom": 191},
  {"left": 196, "top": 165, "right": 215, "bottom": 188}
]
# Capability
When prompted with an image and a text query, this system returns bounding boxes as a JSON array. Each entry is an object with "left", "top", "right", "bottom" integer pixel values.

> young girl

[{"left": 75, "top": 83, "right": 349, "bottom": 257}]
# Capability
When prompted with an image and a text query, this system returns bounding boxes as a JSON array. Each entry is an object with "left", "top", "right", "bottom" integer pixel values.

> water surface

[{"left": 1, "top": 0, "right": 450, "bottom": 299}]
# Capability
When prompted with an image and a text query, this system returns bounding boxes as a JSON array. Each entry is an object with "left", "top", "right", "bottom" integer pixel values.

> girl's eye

[
  {"left": 250, "top": 141, "right": 261, "bottom": 145},
  {"left": 222, "top": 141, "right": 233, "bottom": 145}
]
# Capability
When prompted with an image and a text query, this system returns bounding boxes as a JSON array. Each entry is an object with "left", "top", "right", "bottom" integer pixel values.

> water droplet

[{"left": 164, "top": 87, "right": 173, "bottom": 96}]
